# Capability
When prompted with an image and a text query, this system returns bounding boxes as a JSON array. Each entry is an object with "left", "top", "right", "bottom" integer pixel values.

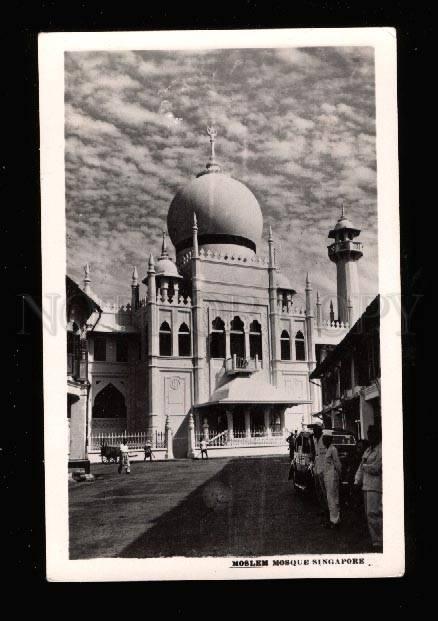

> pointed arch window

[
  {"left": 295, "top": 330, "right": 306, "bottom": 361},
  {"left": 178, "top": 322, "right": 191, "bottom": 357},
  {"left": 92, "top": 383, "right": 126, "bottom": 419},
  {"left": 280, "top": 330, "right": 291, "bottom": 361},
  {"left": 249, "top": 320, "right": 262, "bottom": 360},
  {"left": 210, "top": 317, "right": 225, "bottom": 359},
  {"left": 159, "top": 321, "right": 172, "bottom": 356},
  {"left": 230, "top": 316, "right": 245, "bottom": 359}
]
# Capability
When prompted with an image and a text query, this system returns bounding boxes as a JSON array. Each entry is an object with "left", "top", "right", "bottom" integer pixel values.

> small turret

[
  {"left": 329, "top": 300, "right": 335, "bottom": 324},
  {"left": 131, "top": 266, "right": 139, "bottom": 310}
]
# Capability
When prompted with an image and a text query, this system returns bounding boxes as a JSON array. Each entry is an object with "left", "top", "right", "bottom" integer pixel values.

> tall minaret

[
  {"left": 268, "top": 226, "right": 280, "bottom": 386},
  {"left": 143, "top": 253, "right": 159, "bottom": 439},
  {"left": 328, "top": 205, "right": 363, "bottom": 325}
]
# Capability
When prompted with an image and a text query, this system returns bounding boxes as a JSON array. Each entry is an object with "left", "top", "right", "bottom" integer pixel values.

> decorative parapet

[
  {"left": 319, "top": 319, "right": 350, "bottom": 329},
  {"left": 177, "top": 248, "right": 269, "bottom": 267},
  {"left": 102, "top": 302, "right": 133, "bottom": 313},
  {"left": 155, "top": 293, "right": 192, "bottom": 307}
]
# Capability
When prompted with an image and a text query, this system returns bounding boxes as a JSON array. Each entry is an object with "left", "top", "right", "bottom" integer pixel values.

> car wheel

[{"left": 291, "top": 468, "right": 300, "bottom": 491}]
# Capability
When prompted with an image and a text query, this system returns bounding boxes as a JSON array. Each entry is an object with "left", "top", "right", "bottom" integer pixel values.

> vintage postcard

[{"left": 39, "top": 28, "right": 403, "bottom": 580}]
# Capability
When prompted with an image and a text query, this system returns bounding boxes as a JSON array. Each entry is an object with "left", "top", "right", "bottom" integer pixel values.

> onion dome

[
  {"left": 167, "top": 127, "right": 263, "bottom": 255},
  {"left": 328, "top": 205, "right": 360, "bottom": 239},
  {"left": 155, "top": 232, "right": 182, "bottom": 279}
]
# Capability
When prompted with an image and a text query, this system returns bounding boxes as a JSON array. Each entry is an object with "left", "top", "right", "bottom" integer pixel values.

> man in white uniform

[
  {"left": 118, "top": 439, "right": 131, "bottom": 474},
  {"left": 354, "top": 425, "right": 382, "bottom": 549},
  {"left": 313, "top": 425, "right": 327, "bottom": 516},
  {"left": 322, "top": 434, "right": 342, "bottom": 528}
]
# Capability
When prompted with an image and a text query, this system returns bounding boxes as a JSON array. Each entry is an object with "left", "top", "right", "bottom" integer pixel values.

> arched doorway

[{"left": 92, "top": 383, "right": 127, "bottom": 434}]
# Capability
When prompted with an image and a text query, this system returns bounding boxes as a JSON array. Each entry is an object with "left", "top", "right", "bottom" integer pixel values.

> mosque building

[{"left": 67, "top": 128, "right": 365, "bottom": 468}]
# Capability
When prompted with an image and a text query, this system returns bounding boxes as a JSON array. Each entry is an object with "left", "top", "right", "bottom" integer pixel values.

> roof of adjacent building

[
  {"left": 66, "top": 275, "right": 102, "bottom": 314},
  {"left": 196, "top": 373, "right": 312, "bottom": 408},
  {"left": 310, "top": 295, "right": 380, "bottom": 379}
]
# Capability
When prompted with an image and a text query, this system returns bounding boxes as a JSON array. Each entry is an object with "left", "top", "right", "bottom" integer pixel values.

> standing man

[
  {"left": 313, "top": 425, "right": 327, "bottom": 518},
  {"left": 286, "top": 431, "right": 295, "bottom": 460},
  {"left": 144, "top": 439, "right": 153, "bottom": 462},
  {"left": 322, "top": 434, "right": 342, "bottom": 528},
  {"left": 118, "top": 438, "right": 131, "bottom": 474},
  {"left": 354, "top": 425, "right": 382, "bottom": 550},
  {"left": 200, "top": 438, "right": 209, "bottom": 460}
]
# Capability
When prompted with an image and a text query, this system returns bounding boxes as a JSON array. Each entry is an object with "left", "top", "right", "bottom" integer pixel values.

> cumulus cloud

[{"left": 65, "top": 47, "right": 378, "bottom": 302}]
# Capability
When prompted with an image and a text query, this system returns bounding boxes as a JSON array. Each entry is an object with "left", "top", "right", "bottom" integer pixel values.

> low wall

[
  {"left": 89, "top": 448, "right": 167, "bottom": 463},
  {"left": 192, "top": 445, "right": 289, "bottom": 459}
]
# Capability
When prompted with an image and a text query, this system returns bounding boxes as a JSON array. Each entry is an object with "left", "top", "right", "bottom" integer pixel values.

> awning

[{"left": 195, "top": 374, "right": 312, "bottom": 408}]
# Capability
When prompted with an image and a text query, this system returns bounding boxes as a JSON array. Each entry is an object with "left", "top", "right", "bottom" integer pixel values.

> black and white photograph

[{"left": 39, "top": 28, "right": 403, "bottom": 580}]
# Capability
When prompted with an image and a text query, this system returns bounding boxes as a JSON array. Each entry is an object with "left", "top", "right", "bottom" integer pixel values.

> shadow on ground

[{"left": 119, "top": 456, "right": 372, "bottom": 558}]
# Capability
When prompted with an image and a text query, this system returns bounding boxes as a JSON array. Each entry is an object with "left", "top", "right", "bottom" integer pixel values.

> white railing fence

[
  {"left": 195, "top": 428, "right": 288, "bottom": 448},
  {"left": 89, "top": 431, "right": 166, "bottom": 452}
]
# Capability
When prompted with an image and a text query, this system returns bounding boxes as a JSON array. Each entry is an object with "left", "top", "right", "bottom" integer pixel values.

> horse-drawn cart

[{"left": 100, "top": 444, "right": 120, "bottom": 463}]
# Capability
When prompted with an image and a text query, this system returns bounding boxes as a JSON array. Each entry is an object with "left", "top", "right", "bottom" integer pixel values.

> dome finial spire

[
  {"left": 200, "top": 124, "right": 221, "bottom": 175},
  {"left": 340, "top": 202, "right": 345, "bottom": 219},
  {"left": 207, "top": 125, "right": 217, "bottom": 161}
]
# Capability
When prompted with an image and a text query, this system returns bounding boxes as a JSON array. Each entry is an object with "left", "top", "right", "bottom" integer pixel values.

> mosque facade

[{"left": 67, "top": 129, "right": 365, "bottom": 467}]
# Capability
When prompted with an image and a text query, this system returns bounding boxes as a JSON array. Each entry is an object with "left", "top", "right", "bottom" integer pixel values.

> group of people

[
  {"left": 289, "top": 424, "right": 383, "bottom": 550},
  {"left": 116, "top": 439, "right": 155, "bottom": 474}
]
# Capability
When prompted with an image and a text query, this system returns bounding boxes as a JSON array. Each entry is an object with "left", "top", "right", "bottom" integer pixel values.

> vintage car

[{"left": 289, "top": 427, "right": 357, "bottom": 500}]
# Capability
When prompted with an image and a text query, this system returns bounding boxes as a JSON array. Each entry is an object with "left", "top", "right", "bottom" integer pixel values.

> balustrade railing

[
  {"left": 225, "top": 355, "right": 259, "bottom": 373},
  {"left": 328, "top": 240, "right": 363, "bottom": 256},
  {"left": 89, "top": 430, "right": 166, "bottom": 452}
]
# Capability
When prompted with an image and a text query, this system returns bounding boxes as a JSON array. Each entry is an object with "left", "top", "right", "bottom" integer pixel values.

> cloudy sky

[{"left": 65, "top": 46, "right": 377, "bottom": 309}]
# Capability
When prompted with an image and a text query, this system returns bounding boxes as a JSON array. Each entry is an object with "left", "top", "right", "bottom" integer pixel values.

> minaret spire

[
  {"left": 160, "top": 231, "right": 169, "bottom": 258},
  {"left": 132, "top": 265, "right": 138, "bottom": 285},
  {"left": 131, "top": 266, "right": 139, "bottom": 310},
  {"left": 305, "top": 272, "right": 311, "bottom": 290},
  {"left": 83, "top": 263, "right": 91, "bottom": 294},
  {"left": 148, "top": 252, "right": 155, "bottom": 271}
]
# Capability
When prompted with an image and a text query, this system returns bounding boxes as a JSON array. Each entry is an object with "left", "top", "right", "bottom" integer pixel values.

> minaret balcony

[
  {"left": 225, "top": 354, "right": 260, "bottom": 376},
  {"left": 328, "top": 240, "right": 363, "bottom": 260}
]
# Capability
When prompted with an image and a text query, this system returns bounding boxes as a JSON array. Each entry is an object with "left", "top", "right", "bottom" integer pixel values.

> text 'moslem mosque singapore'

[{"left": 67, "top": 127, "right": 367, "bottom": 466}]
